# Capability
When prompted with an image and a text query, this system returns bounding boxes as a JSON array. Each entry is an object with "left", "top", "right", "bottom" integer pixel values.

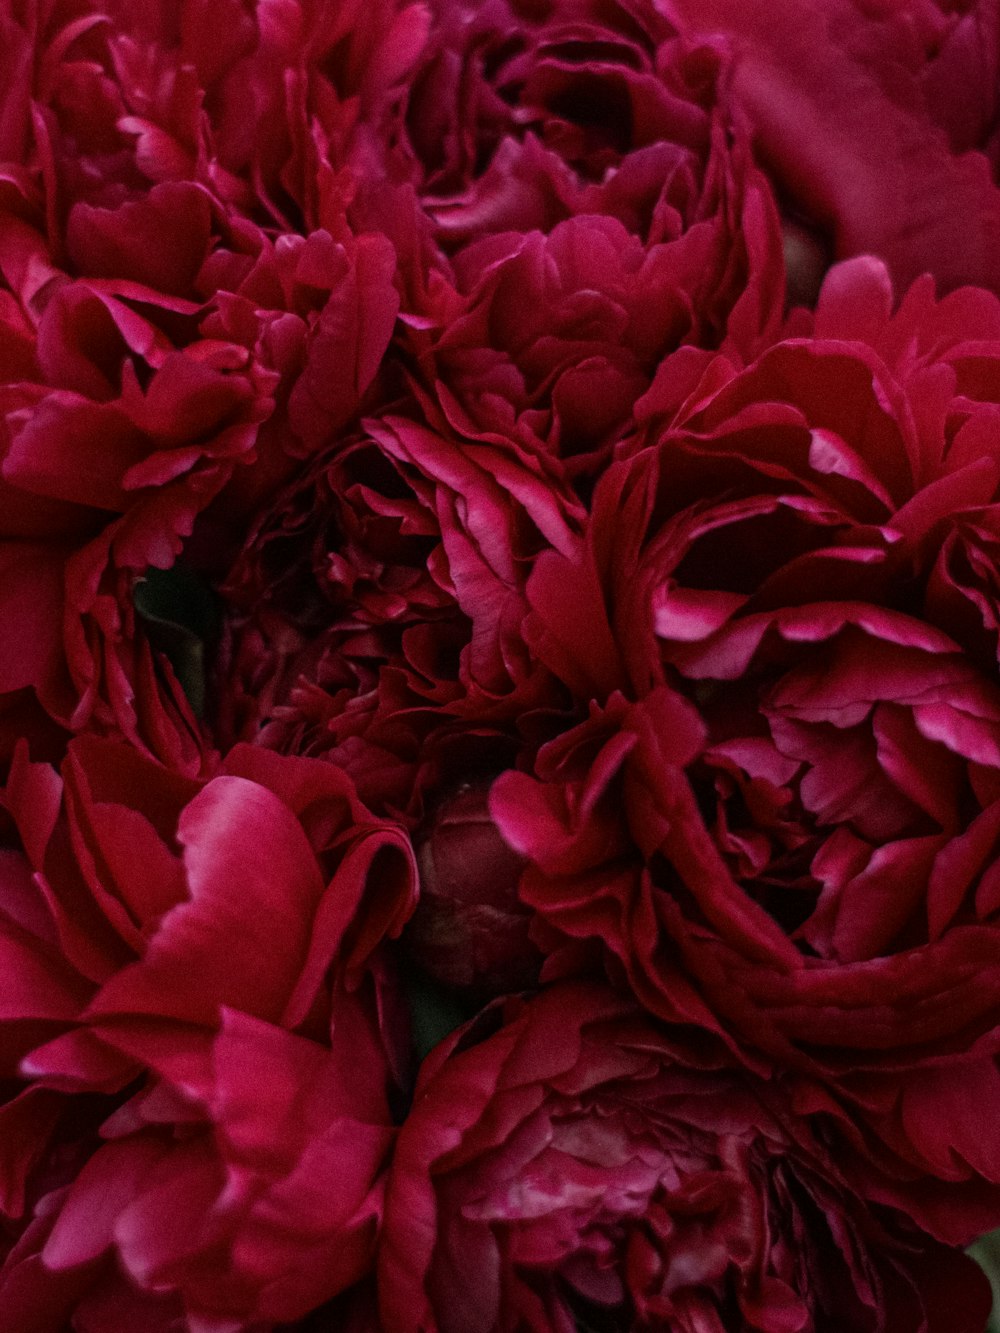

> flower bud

[{"left": 407, "top": 782, "right": 541, "bottom": 996}]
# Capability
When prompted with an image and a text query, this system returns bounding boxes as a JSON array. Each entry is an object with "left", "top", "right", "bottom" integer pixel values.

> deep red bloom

[
  {"left": 215, "top": 398, "right": 582, "bottom": 822},
  {"left": 389, "top": 0, "right": 787, "bottom": 481},
  {"left": 0, "top": 200, "right": 277, "bottom": 771},
  {"left": 667, "top": 0, "right": 1000, "bottom": 295},
  {"left": 406, "top": 781, "right": 540, "bottom": 994},
  {"left": 486, "top": 260, "right": 1000, "bottom": 1235},
  {"left": 380, "top": 983, "right": 990, "bottom": 1332},
  {"left": 0, "top": 0, "right": 417, "bottom": 770},
  {"left": 6, "top": 5, "right": 1000, "bottom": 1327},
  {"left": 0, "top": 738, "right": 416, "bottom": 1329},
  {"left": 396, "top": 0, "right": 775, "bottom": 260},
  {"left": 0, "top": 199, "right": 412, "bottom": 772}
]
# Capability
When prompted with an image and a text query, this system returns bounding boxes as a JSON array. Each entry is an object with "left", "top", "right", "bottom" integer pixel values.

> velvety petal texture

[
  {"left": 0, "top": 739, "right": 416, "bottom": 1330},
  {"left": 5, "top": 0, "right": 1000, "bottom": 1329},
  {"left": 487, "top": 258, "right": 1000, "bottom": 1237},
  {"left": 380, "top": 984, "right": 991, "bottom": 1332}
]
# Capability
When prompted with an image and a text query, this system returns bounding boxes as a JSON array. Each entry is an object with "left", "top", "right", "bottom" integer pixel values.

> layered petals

[
  {"left": 0, "top": 738, "right": 416, "bottom": 1330},
  {"left": 380, "top": 984, "right": 990, "bottom": 1332}
]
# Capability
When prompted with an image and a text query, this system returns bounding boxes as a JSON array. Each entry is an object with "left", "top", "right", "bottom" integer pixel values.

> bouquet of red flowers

[{"left": 4, "top": 1, "right": 1000, "bottom": 1328}]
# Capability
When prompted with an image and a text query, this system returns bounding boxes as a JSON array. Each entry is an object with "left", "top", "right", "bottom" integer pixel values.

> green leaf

[
  {"left": 969, "top": 1228, "right": 1000, "bottom": 1332},
  {"left": 403, "top": 967, "right": 470, "bottom": 1065},
  {"left": 134, "top": 565, "right": 220, "bottom": 719}
]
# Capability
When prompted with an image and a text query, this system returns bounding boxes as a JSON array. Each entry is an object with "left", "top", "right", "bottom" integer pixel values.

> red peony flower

[
  {"left": 666, "top": 0, "right": 1000, "bottom": 296},
  {"left": 0, "top": 188, "right": 277, "bottom": 771},
  {"left": 0, "top": 209, "right": 407, "bottom": 775},
  {"left": 395, "top": 0, "right": 772, "bottom": 261},
  {"left": 7, "top": 5, "right": 1000, "bottom": 1328},
  {"left": 487, "top": 259, "right": 1000, "bottom": 1235},
  {"left": 379, "top": 982, "right": 991, "bottom": 1332},
  {"left": 406, "top": 780, "right": 541, "bottom": 995},
  {"left": 388, "top": 0, "right": 787, "bottom": 480},
  {"left": 401, "top": 207, "right": 782, "bottom": 489},
  {"left": 0, "top": 0, "right": 420, "bottom": 771},
  {"left": 0, "top": 737, "right": 416, "bottom": 1330},
  {"left": 215, "top": 395, "right": 582, "bottom": 823},
  {"left": 0, "top": 0, "right": 427, "bottom": 231}
]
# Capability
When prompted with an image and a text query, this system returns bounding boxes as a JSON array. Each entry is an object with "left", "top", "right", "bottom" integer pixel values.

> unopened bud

[{"left": 406, "top": 782, "right": 542, "bottom": 996}]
